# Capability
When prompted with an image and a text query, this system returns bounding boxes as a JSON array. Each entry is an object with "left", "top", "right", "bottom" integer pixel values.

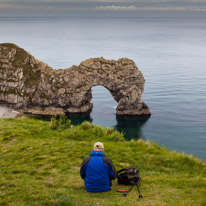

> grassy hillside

[{"left": 0, "top": 118, "right": 205, "bottom": 206}]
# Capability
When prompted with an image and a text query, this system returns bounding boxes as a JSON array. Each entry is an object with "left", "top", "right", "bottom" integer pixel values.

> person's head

[{"left": 93, "top": 142, "right": 104, "bottom": 152}]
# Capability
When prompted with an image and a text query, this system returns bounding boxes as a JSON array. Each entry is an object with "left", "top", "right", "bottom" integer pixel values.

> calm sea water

[{"left": 0, "top": 17, "right": 206, "bottom": 160}]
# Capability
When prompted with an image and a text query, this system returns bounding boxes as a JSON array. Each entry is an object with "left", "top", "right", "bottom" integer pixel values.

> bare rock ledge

[{"left": 0, "top": 43, "right": 151, "bottom": 116}]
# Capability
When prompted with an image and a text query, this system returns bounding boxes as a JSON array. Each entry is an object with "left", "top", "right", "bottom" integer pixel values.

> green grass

[{"left": 0, "top": 118, "right": 205, "bottom": 206}]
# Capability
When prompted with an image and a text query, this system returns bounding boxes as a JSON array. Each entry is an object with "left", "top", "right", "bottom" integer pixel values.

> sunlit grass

[{"left": 0, "top": 118, "right": 205, "bottom": 206}]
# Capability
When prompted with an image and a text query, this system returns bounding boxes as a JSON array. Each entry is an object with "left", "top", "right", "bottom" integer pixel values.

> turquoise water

[{"left": 0, "top": 17, "right": 206, "bottom": 160}]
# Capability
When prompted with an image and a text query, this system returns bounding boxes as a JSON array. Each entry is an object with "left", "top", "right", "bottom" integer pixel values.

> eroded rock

[
  {"left": 0, "top": 43, "right": 151, "bottom": 116},
  {"left": 0, "top": 106, "right": 20, "bottom": 118}
]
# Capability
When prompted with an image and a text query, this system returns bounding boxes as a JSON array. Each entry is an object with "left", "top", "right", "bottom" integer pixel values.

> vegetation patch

[
  {"left": 12, "top": 47, "right": 28, "bottom": 68},
  {"left": 0, "top": 88, "right": 18, "bottom": 96},
  {"left": 2, "top": 44, "right": 41, "bottom": 89},
  {"left": 0, "top": 118, "right": 205, "bottom": 206},
  {"left": 0, "top": 43, "right": 20, "bottom": 49},
  {"left": 24, "top": 69, "right": 41, "bottom": 88},
  {"left": 76, "top": 84, "right": 86, "bottom": 89}
]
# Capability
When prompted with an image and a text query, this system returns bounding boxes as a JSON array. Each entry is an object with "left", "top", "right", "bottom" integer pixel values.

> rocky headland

[{"left": 0, "top": 43, "right": 151, "bottom": 116}]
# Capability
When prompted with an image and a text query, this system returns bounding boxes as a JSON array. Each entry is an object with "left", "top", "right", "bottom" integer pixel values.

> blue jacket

[{"left": 80, "top": 151, "right": 117, "bottom": 193}]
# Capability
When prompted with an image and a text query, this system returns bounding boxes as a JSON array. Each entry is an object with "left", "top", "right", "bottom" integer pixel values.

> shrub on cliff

[{"left": 51, "top": 114, "right": 71, "bottom": 130}]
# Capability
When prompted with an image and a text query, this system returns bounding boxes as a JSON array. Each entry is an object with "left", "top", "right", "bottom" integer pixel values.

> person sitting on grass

[{"left": 80, "top": 142, "right": 117, "bottom": 193}]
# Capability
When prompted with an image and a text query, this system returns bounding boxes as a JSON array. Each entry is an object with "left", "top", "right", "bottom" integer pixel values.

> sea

[{"left": 0, "top": 17, "right": 206, "bottom": 161}]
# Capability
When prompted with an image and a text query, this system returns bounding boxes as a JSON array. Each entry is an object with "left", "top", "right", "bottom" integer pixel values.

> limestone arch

[
  {"left": 0, "top": 43, "right": 151, "bottom": 116},
  {"left": 72, "top": 58, "right": 151, "bottom": 115}
]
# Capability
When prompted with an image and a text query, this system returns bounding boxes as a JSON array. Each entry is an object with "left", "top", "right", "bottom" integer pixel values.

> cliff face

[{"left": 0, "top": 43, "right": 151, "bottom": 116}]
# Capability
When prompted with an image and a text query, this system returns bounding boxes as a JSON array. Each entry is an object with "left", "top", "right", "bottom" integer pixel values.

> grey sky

[{"left": 0, "top": 0, "right": 206, "bottom": 17}]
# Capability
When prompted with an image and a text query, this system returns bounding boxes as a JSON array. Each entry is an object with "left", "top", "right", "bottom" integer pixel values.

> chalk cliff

[{"left": 0, "top": 43, "right": 151, "bottom": 116}]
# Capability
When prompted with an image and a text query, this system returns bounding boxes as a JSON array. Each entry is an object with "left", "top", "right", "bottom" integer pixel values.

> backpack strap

[
  {"left": 117, "top": 169, "right": 127, "bottom": 183},
  {"left": 117, "top": 169, "right": 127, "bottom": 175}
]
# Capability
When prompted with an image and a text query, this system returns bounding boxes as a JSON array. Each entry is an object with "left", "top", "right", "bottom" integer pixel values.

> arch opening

[{"left": 90, "top": 85, "right": 117, "bottom": 127}]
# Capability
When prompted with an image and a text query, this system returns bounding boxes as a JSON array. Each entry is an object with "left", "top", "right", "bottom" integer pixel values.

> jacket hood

[{"left": 90, "top": 151, "right": 105, "bottom": 156}]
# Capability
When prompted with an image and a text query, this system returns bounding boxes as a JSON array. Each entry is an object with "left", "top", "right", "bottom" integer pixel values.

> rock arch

[{"left": 0, "top": 43, "right": 151, "bottom": 116}]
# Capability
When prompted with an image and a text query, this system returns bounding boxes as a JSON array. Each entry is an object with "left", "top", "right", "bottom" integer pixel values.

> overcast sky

[{"left": 0, "top": 0, "right": 206, "bottom": 17}]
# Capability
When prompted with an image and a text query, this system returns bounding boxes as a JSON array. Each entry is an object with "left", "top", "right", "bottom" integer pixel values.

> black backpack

[
  {"left": 117, "top": 167, "right": 141, "bottom": 185},
  {"left": 117, "top": 167, "right": 142, "bottom": 198}
]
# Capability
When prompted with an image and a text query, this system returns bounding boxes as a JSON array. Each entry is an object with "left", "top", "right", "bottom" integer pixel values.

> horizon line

[{"left": 0, "top": 16, "right": 206, "bottom": 18}]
